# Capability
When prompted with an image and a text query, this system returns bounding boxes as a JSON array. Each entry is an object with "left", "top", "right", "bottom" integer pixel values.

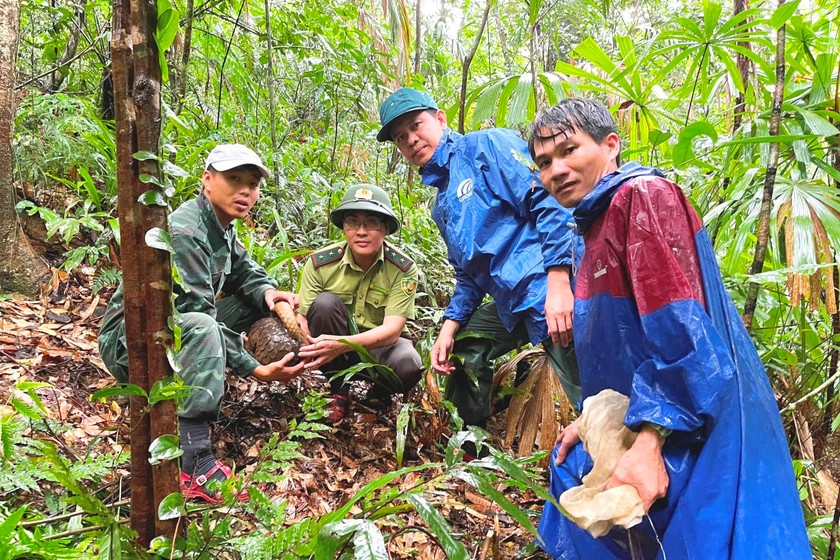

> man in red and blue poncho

[{"left": 528, "top": 99, "right": 810, "bottom": 559}]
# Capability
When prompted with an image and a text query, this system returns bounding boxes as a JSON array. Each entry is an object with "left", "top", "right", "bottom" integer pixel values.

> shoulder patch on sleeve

[
  {"left": 311, "top": 245, "right": 345, "bottom": 268},
  {"left": 384, "top": 245, "right": 414, "bottom": 272}
]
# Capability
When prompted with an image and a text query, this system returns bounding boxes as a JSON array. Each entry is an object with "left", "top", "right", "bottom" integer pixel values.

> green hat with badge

[
  {"left": 376, "top": 87, "right": 439, "bottom": 143},
  {"left": 330, "top": 183, "right": 400, "bottom": 234}
]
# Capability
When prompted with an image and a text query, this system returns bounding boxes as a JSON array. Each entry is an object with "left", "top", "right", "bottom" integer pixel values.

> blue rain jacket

[
  {"left": 421, "top": 128, "right": 581, "bottom": 345},
  {"left": 538, "top": 163, "right": 810, "bottom": 559}
]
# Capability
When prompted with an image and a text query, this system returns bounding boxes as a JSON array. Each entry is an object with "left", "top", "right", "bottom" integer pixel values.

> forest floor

[{"left": 0, "top": 267, "right": 551, "bottom": 559}]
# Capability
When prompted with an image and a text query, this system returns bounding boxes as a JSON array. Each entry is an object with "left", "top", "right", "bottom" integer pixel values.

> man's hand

[
  {"left": 264, "top": 289, "right": 299, "bottom": 312},
  {"left": 546, "top": 267, "right": 574, "bottom": 347},
  {"left": 431, "top": 320, "right": 460, "bottom": 375},
  {"left": 298, "top": 335, "right": 350, "bottom": 371},
  {"left": 554, "top": 416, "right": 582, "bottom": 465},
  {"left": 252, "top": 353, "right": 304, "bottom": 383},
  {"left": 605, "top": 426, "right": 669, "bottom": 511}
]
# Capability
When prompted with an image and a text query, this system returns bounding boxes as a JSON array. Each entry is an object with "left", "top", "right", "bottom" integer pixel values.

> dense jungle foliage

[{"left": 3, "top": 0, "right": 840, "bottom": 557}]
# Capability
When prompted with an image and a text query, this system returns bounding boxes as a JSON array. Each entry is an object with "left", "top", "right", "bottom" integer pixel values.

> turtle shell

[{"left": 245, "top": 316, "right": 303, "bottom": 365}]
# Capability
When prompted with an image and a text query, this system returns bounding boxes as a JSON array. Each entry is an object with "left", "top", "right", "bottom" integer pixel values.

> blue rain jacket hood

[
  {"left": 537, "top": 164, "right": 810, "bottom": 558},
  {"left": 421, "top": 128, "right": 583, "bottom": 345}
]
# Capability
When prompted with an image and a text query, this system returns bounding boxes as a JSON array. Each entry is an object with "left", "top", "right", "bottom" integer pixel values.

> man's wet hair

[{"left": 528, "top": 98, "right": 618, "bottom": 159}]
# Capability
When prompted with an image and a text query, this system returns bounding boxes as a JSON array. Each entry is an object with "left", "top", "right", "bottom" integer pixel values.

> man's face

[
  {"left": 342, "top": 210, "right": 388, "bottom": 262},
  {"left": 202, "top": 166, "right": 262, "bottom": 227},
  {"left": 390, "top": 109, "right": 447, "bottom": 167},
  {"left": 532, "top": 127, "right": 620, "bottom": 208}
]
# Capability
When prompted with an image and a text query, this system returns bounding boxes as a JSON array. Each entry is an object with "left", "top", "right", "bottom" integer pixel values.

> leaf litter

[{"left": 0, "top": 269, "right": 552, "bottom": 559}]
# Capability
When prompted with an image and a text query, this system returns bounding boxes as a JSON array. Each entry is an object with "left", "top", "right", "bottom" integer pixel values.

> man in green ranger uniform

[
  {"left": 297, "top": 184, "right": 423, "bottom": 422},
  {"left": 99, "top": 144, "right": 303, "bottom": 503}
]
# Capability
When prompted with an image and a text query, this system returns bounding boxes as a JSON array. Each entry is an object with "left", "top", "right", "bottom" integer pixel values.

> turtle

[{"left": 245, "top": 301, "right": 307, "bottom": 365}]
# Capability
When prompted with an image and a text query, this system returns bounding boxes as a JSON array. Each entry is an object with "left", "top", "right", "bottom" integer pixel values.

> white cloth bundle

[{"left": 559, "top": 389, "right": 646, "bottom": 538}]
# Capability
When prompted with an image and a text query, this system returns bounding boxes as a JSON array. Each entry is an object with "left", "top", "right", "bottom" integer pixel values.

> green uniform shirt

[
  {"left": 298, "top": 241, "right": 419, "bottom": 331},
  {"left": 100, "top": 192, "right": 277, "bottom": 376}
]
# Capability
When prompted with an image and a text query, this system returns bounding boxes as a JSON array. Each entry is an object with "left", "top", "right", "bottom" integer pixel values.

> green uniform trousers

[
  {"left": 446, "top": 301, "right": 581, "bottom": 428},
  {"left": 306, "top": 292, "right": 423, "bottom": 397},
  {"left": 98, "top": 294, "right": 266, "bottom": 419}
]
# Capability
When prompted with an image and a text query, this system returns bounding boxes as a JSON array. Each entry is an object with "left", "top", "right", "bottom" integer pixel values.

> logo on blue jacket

[{"left": 457, "top": 178, "right": 473, "bottom": 202}]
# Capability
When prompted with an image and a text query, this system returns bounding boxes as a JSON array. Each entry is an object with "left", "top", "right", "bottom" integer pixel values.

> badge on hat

[{"left": 355, "top": 188, "right": 373, "bottom": 200}]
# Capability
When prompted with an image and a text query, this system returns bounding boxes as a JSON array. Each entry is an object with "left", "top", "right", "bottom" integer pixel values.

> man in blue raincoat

[
  {"left": 377, "top": 88, "right": 582, "bottom": 455},
  {"left": 528, "top": 98, "right": 810, "bottom": 558}
]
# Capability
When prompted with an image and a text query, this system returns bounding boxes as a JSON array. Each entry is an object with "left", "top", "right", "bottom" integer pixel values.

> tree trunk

[
  {"left": 175, "top": 0, "right": 194, "bottom": 114},
  {"left": 0, "top": 0, "right": 51, "bottom": 295},
  {"left": 112, "top": 0, "right": 178, "bottom": 545},
  {"left": 742, "top": 0, "right": 786, "bottom": 330},
  {"left": 458, "top": 0, "right": 492, "bottom": 133},
  {"left": 264, "top": 0, "right": 277, "bottom": 183},
  {"left": 413, "top": 0, "right": 421, "bottom": 75},
  {"left": 731, "top": 0, "right": 751, "bottom": 133},
  {"left": 51, "top": 0, "right": 88, "bottom": 91}
]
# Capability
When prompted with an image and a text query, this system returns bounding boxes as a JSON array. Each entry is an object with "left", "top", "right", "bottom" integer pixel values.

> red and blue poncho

[{"left": 538, "top": 163, "right": 810, "bottom": 559}]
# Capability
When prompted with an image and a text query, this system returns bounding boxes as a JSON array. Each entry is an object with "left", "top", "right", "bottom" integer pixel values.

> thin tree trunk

[
  {"left": 824, "top": 59, "right": 840, "bottom": 443},
  {"left": 742, "top": 0, "right": 786, "bottom": 331},
  {"left": 413, "top": 0, "right": 421, "bottom": 75},
  {"left": 0, "top": 0, "right": 50, "bottom": 295},
  {"left": 712, "top": 0, "right": 752, "bottom": 228},
  {"left": 731, "top": 0, "right": 751, "bottom": 133},
  {"left": 51, "top": 0, "right": 87, "bottom": 91},
  {"left": 175, "top": 0, "right": 195, "bottom": 114},
  {"left": 112, "top": 0, "right": 177, "bottom": 545},
  {"left": 264, "top": 0, "right": 277, "bottom": 183},
  {"left": 458, "top": 1, "right": 492, "bottom": 133},
  {"left": 493, "top": 3, "right": 513, "bottom": 74}
]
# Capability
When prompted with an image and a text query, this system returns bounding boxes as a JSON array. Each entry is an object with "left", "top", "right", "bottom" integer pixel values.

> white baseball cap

[{"left": 204, "top": 144, "right": 270, "bottom": 179}]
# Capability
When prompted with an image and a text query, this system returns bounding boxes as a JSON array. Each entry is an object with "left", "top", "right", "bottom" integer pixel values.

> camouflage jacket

[{"left": 100, "top": 192, "right": 277, "bottom": 376}]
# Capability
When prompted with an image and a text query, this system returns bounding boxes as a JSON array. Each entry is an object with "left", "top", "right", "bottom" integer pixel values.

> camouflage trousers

[
  {"left": 306, "top": 292, "right": 423, "bottom": 397},
  {"left": 445, "top": 301, "right": 581, "bottom": 428},
  {"left": 98, "top": 294, "right": 266, "bottom": 419}
]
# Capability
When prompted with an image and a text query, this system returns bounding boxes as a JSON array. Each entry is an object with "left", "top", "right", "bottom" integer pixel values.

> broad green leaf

[
  {"left": 138, "top": 190, "right": 168, "bottom": 207},
  {"left": 149, "top": 434, "right": 182, "bottom": 464},
  {"left": 321, "top": 463, "right": 438, "bottom": 525},
  {"left": 796, "top": 108, "right": 840, "bottom": 137},
  {"left": 769, "top": 0, "right": 800, "bottom": 29},
  {"left": 156, "top": 8, "right": 180, "bottom": 52},
  {"left": 459, "top": 469, "right": 539, "bottom": 536},
  {"left": 395, "top": 403, "right": 409, "bottom": 469},
  {"left": 148, "top": 376, "right": 192, "bottom": 405},
  {"left": 145, "top": 227, "right": 173, "bottom": 253},
  {"left": 351, "top": 521, "right": 388, "bottom": 560},
  {"left": 406, "top": 494, "right": 468, "bottom": 560},
  {"left": 158, "top": 492, "right": 184, "bottom": 520},
  {"left": 673, "top": 121, "right": 718, "bottom": 167},
  {"left": 139, "top": 174, "right": 162, "bottom": 186},
  {"left": 91, "top": 384, "right": 148, "bottom": 401},
  {"left": 572, "top": 38, "right": 618, "bottom": 76},
  {"left": 162, "top": 160, "right": 190, "bottom": 178},
  {"left": 506, "top": 74, "right": 533, "bottom": 126},
  {"left": 0, "top": 506, "right": 27, "bottom": 548},
  {"left": 315, "top": 519, "right": 365, "bottom": 560},
  {"left": 98, "top": 524, "right": 122, "bottom": 560},
  {"left": 133, "top": 150, "right": 158, "bottom": 161}
]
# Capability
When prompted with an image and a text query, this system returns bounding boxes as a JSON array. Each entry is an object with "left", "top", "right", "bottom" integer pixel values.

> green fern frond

[{"left": 92, "top": 268, "right": 122, "bottom": 294}]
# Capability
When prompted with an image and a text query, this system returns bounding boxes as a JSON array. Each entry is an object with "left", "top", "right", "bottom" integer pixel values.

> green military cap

[
  {"left": 330, "top": 183, "right": 400, "bottom": 234},
  {"left": 377, "top": 87, "right": 439, "bottom": 143}
]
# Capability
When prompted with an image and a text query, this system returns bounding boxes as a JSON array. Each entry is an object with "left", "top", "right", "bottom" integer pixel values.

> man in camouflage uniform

[
  {"left": 297, "top": 183, "right": 422, "bottom": 421},
  {"left": 99, "top": 144, "right": 303, "bottom": 503}
]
